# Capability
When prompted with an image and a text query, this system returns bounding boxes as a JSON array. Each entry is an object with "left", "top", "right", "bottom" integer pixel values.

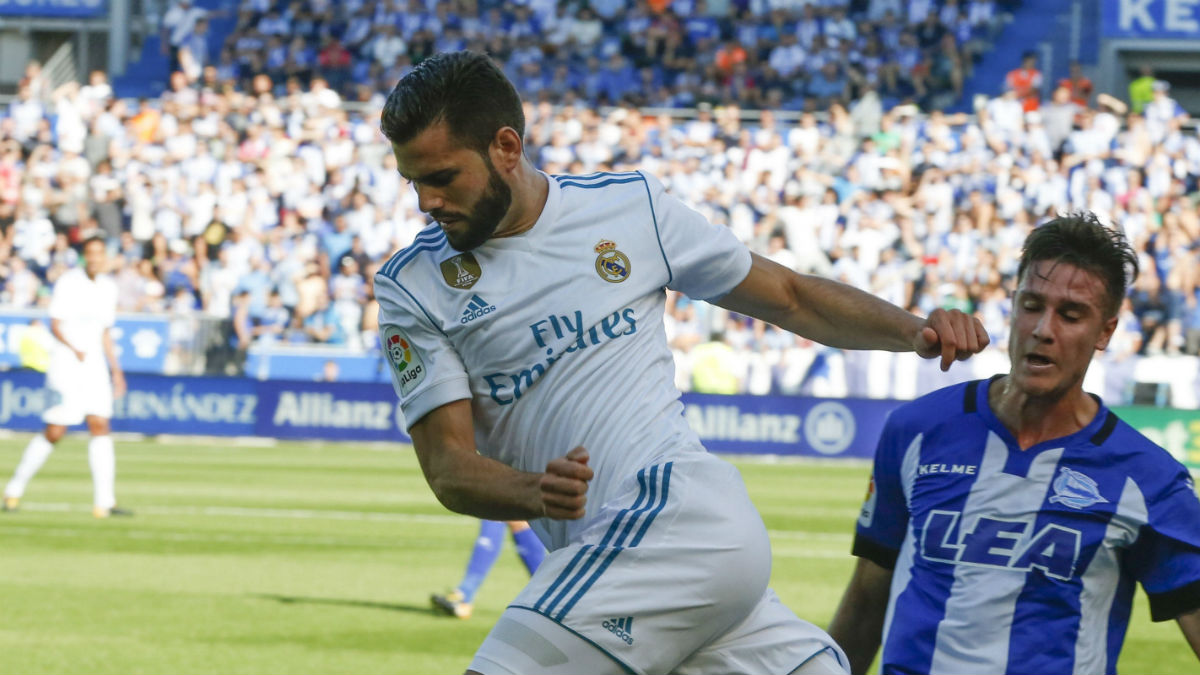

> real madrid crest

[{"left": 594, "top": 239, "right": 631, "bottom": 283}]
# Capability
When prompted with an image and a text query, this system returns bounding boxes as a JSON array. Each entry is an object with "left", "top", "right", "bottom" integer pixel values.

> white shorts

[
  {"left": 470, "top": 453, "right": 844, "bottom": 675},
  {"left": 42, "top": 356, "right": 112, "bottom": 426}
]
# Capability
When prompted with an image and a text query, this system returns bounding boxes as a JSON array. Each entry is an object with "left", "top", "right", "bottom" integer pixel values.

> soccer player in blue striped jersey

[
  {"left": 375, "top": 51, "right": 987, "bottom": 675},
  {"left": 431, "top": 520, "right": 545, "bottom": 619},
  {"left": 830, "top": 213, "right": 1200, "bottom": 674}
]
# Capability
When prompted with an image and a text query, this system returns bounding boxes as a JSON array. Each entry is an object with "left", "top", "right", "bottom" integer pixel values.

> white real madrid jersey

[
  {"left": 375, "top": 171, "right": 751, "bottom": 550},
  {"left": 47, "top": 267, "right": 118, "bottom": 364}
]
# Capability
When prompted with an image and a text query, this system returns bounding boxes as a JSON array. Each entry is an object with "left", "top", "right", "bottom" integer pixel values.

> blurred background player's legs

[
  {"left": 433, "top": 520, "right": 545, "bottom": 619},
  {"left": 85, "top": 415, "right": 129, "bottom": 518},
  {"left": 3, "top": 425, "right": 66, "bottom": 511}
]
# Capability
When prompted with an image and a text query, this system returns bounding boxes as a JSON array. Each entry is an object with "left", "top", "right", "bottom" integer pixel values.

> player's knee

[
  {"left": 44, "top": 425, "right": 66, "bottom": 443},
  {"left": 86, "top": 417, "right": 110, "bottom": 436}
]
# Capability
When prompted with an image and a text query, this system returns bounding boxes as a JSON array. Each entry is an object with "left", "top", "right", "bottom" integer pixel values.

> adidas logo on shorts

[
  {"left": 602, "top": 616, "right": 634, "bottom": 645},
  {"left": 460, "top": 294, "right": 497, "bottom": 324}
]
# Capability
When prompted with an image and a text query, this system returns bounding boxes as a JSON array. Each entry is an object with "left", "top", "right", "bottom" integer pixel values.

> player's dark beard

[{"left": 443, "top": 163, "right": 513, "bottom": 252}]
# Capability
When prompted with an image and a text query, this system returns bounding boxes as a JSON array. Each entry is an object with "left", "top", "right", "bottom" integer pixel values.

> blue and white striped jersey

[
  {"left": 856, "top": 378, "right": 1200, "bottom": 675},
  {"left": 374, "top": 171, "right": 751, "bottom": 552}
]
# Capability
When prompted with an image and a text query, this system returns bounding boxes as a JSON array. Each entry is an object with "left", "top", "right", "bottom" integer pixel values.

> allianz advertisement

[
  {"left": 0, "top": 371, "right": 413, "bottom": 442},
  {"left": 0, "top": 371, "right": 890, "bottom": 457},
  {"left": 681, "top": 392, "right": 898, "bottom": 458},
  {"left": 5, "top": 371, "right": 1198, "bottom": 466}
]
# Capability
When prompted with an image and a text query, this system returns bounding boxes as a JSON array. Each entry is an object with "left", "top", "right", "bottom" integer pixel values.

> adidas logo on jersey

[
  {"left": 460, "top": 294, "right": 497, "bottom": 324},
  {"left": 602, "top": 616, "right": 634, "bottom": 645}
]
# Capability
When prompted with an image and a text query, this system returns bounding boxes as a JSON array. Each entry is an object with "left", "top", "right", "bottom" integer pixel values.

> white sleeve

[
  {"left": 641, "top": 170, "right": 752, "bottom": 301},
  {"left": 375, "top": 273, "right": 472, "bottom": 431},
  {"left": 47, "top": 273, "right": 73, "bottom": 321}
]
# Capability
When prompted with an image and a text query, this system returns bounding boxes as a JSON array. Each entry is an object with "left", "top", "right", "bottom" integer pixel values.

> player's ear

[
  {"left": 1095, "top": 314, "right": 1118, "bottom": 351},
  {"left": 490, "top": 126, "right": 523, "bottom": 172}
]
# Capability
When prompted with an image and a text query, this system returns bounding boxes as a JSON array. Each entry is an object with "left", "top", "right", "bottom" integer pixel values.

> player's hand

[
  {"left": 913, "top": 308, "right": 990, "bottom": 371},
  {"left": 540, "top": 446, "right": 593, "bottom": 520},
  {"left": 112, "top": 370, "right": 127, "bottom": 399},
  {"left": 73, "top": 348, "right": 86, "bottom": 362}
]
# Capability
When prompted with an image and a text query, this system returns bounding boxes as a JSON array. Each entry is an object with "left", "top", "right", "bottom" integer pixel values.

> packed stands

[
  {"left": 212, "top": 0, "right": 1016, "bottom": 111},
  {"left": 1, "top": 1, "right": 1197, "bottom": 404}
]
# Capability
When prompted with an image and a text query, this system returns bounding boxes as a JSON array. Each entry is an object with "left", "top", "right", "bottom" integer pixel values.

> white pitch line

[
  {"left": 0, "top": 524, "right": 852, "bottom": 559},
  {"left": 11, "top": 502, "right": 468, "bottom": 526},
  {"left": 5, "top": 502, "right": 853, "bottom": 543},
  {"left": 0, "top": 525, "right": 407, "bottom": 549}
]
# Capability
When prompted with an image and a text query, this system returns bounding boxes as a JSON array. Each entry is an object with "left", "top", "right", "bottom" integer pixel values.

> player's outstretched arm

[
  {"left": 716, "top": 253, "right": 988, "bottom": 370},
  {"left": 828, "top": 557, "right": 893, "bottom": 675},
  {"left": 409, "top": 400, "right": 592, "bottom": 521},
  {"left": 1178, "top": 607, "right": 1200, "bottom": 661}
]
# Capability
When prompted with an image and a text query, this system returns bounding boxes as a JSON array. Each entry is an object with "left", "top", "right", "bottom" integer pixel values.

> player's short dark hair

[
  {"left": 81, "top": 235, "right": 107, "bottom": 252},
  {"left": 1017, "top": 212, "right": 1138, "bottom": 318},
  {"left": 380, "top": 51, "right": 524, "bottom": 155}
]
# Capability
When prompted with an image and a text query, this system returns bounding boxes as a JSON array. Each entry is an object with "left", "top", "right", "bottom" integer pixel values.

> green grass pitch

[{"left": 0, "top": 437, "right": 1193, "bottom": 674}]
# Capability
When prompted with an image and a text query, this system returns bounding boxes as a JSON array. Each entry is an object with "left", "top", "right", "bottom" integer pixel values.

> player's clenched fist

[
  {"left": 913, "top": 307, "right": 990, "bottom": 372},
  {"left": 539, "top": 446, "right": 593, "bottom": 520}
]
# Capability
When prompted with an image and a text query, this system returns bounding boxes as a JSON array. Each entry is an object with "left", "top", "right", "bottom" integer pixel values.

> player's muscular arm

[
  {"left": 716, "top": 253, "right": 988, "bottom": 370},
  {"left": 410, "top": 400, "right": 593, "bottom": 521},
  {"left": 49, "top": 318, "right": 84, "bottom": 361},
  {"left": 1177, "top": 607, "right": 1200, "bottom": 660},
  {"left": 829, "top": 557, "right": 893, "bottom": 675}
]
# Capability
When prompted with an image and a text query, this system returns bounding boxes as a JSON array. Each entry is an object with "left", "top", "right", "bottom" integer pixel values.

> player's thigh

[
  {"left": 673, "top": 589, "right": 847, "bottom": 675},
  {"left": 42, "top": 362, "right": 86, "bottom": 427},
  {"left": 469, "top": 609, "right": 625, "bottom": 675},
  {"left": 787, "top": 648, "right": 850, "bottom": 675},
  {"left": 500, "top": 454, "right": 782, "bottom": 674},
  {"left": 79, "top": 365, "right": 113, "bottom": 421}
]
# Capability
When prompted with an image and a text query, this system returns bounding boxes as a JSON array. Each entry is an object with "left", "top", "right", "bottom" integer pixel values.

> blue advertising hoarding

[
  {"left": 1102, "top": 0, "right": 1200, "bottom": 38},
  {"left": 244, "top": 347, "right": 392, "bottom": 383},
  {"left": 681, "top": 392, "right": 900, "bottom": 459},
  {"left": 0, "top": 369, "right": 256, "bottom": 436},
  {"left": 0, "top": 310, "right": 168, "bottom": 374},
  {"left": 0, "top": 369, "right": 899, "bottom": 457},
  {"left": 0, "top": 0, "right": 107, "bottom": 17},
  {"left": 255, "top": 379, "right": 408, "bottom": 442}
]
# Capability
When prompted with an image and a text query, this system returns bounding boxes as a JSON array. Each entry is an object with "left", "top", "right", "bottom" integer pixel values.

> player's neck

[
  {"left": 988, "top": 376, "right": 1098, "bottom": 451},
  {"left": 492, "top": 163, "right": 548, "bottom": 240}
]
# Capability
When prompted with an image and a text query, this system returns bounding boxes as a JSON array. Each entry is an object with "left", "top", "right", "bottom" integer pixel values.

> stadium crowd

[
  {"left": 200, "top": 0, "right": 1018, "bottom": 111},
  {"left": 1, "top": 2, "right": 1198, "bottom": 399}
]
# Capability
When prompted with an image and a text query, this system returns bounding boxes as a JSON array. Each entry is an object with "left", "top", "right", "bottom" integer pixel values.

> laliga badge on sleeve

[
  {"left": 858, "top": 474, "right": 877, "bottom": 527},
  {"left": 384, "top": 326, "right": 426, "bottom": 396}
]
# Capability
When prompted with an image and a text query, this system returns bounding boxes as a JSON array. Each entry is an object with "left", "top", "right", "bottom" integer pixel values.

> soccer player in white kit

[
  {"left": 375, "top": 52, "right": 988, "bottom": 675},
  {"left": 3, "top": 237, "right": 131, "bottom": 518}
]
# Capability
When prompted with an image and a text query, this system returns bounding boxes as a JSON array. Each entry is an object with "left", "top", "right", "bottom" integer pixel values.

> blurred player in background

[
  {"left": 375, "top": 51, "right": 986, "bottom": 675},
  {"left": 830, "top": 214, "right": 1200, "bottom": 674},
  {"left": 3, "top": 237, "right": 132, "bottom": 519},
  {"left": 431, "top": 520, "right": 545, "bottom": 619}
]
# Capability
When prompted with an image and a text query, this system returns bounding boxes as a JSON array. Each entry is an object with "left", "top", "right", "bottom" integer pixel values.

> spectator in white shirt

[
  {"left": 370, "top": 24, "right": 407, "bottom": 66},
  {"left": 8, "top": 86, "right": 44, "bottom": 144},
  {"left": 768, "top": 33, "right": 806, "bottom": 79},
  {"left": 161, "top": 0, "right": 208, "bottom": 73}
]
